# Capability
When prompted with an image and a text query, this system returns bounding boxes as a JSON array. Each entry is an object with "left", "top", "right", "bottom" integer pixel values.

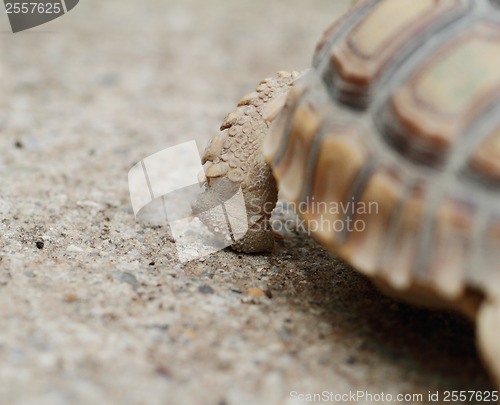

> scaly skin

[{"left": 193, "top": 71, "right": 300, "bottom": 252}]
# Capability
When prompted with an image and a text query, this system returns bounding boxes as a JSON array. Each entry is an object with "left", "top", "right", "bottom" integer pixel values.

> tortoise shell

[
  {"left": 196, "top": 0, "right": 500, "bottom": 387},
  {"left": 264, "top": 0, "right": 500, "bottom": 304}
]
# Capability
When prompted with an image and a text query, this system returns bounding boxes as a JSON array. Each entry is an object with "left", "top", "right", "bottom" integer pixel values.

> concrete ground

[{"left": 0, "top": 0, "right": 495, "bottom": 404}]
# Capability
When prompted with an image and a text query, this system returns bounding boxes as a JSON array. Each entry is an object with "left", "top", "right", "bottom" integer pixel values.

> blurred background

[{"left": 0, "top": 1, "right": 494, "bottom": 404}]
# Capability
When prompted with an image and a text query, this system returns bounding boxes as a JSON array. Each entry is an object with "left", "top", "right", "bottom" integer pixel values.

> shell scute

[
  {"left": 391, "top": 22, "right": 500, "bottom": 154},
  {"left": 327, "top": 0, "right": 467, "bottom": 108}
]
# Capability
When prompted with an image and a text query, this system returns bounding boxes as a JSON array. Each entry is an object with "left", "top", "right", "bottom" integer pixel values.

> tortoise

[{"left": 192, "top": 0, "right": 500, "bottom": 387}]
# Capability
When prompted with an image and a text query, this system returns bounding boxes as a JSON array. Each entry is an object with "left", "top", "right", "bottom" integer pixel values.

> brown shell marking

[
  {"left": 480, "top": 219, "right": 500, "bottom": 298},
  {"left": 263, "top": 67, "right": 477, "bottom": 300},
  {"left": 331, "top": 0, "right": 460, "bottom": 87},
  {"left": 427, "top": 198, "right": 473, "bottom": 297},
  {"left": 269, "top": 89, "right": 329, "bottom": 204},
  {"left": 469, "top": 128, "right": 500, "bottom": 183},
  {"left": 193, "top": 71, "right": 300, "bottom": 253},
  {"left": 343, "top": 173, "right": 474, "bottom": 299},
  {"left": 302, "top": 128, "right": 368, "bottom": 250},
  {"left": 326, "top": 0, "right": 467, "bottom": 108},
  {"left": 391, "top": 22, "right": 500, "bottom": 152}
]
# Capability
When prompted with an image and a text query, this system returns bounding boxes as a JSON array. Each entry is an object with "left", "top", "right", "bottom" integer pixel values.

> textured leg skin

[
  {"left": 192, "top": 71, "right": 300, "bottom": 253},
  {"left": 477, "top": 300, "right": 500, "bottom": 389}
]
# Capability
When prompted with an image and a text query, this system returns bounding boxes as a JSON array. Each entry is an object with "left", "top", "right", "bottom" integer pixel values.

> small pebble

[
  {"left": 155, "top": 365, "right": 172, "bottom": 378},
  {"left": 198, "top": 285, "right": 214, "bottom": 294},
  {"left": 110, "top": 271, "right": 138, "bottom": 287},
  {"left": 65, "top": 293, "right": 77, "bottom": 303},
  {"left": 35, "top": 241, "right": 44, "bottom": 249},
  {"left": 182, "top": 329, "right": 198, "bottom": 339},
  {"left": 246, "top": 287, "right": 265, "bottom": 298},
  {"left": 279, "top": 328, "right": 292, "bottom": 341}
]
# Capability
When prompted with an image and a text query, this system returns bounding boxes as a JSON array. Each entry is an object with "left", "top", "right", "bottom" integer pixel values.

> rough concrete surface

[{"left": 0, "top": 1, "right": 495, "bottom": 404}]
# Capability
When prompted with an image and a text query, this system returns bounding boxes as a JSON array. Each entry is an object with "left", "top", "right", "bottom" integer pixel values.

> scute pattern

[
  {"left": 391, "top": 22, "right": 500, "bottom": 154},
  {"left": 480, "top": 220, "right": 500, "bottom": 296},
  {"left": 427, "top": 196, "right": 474, "bottom": 297},
  {"left": 469, "top": 128, "right": 500, "bottom": 183},
  {"left": 269, "top": 82, "right": 330, "bottom": 203},
  {"left": 339, "top": 167, "right": 407, "bottom": 277},
  {"left": 325, "top": 0, "right": 467, "bottom": 108},
  {"left": 265, "top": 0, "right": 500, "bottom": 303},
  {"left": 303, "top": 126, "right": 370, "bottom": 248}
]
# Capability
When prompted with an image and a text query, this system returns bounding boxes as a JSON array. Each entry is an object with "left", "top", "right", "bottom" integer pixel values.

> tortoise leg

[
  {"left": 477, "top": 299, "right": 500, "bottom": 387},
  {"left": 193, "top": 72, "right": 298, "bottom": 253}
]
